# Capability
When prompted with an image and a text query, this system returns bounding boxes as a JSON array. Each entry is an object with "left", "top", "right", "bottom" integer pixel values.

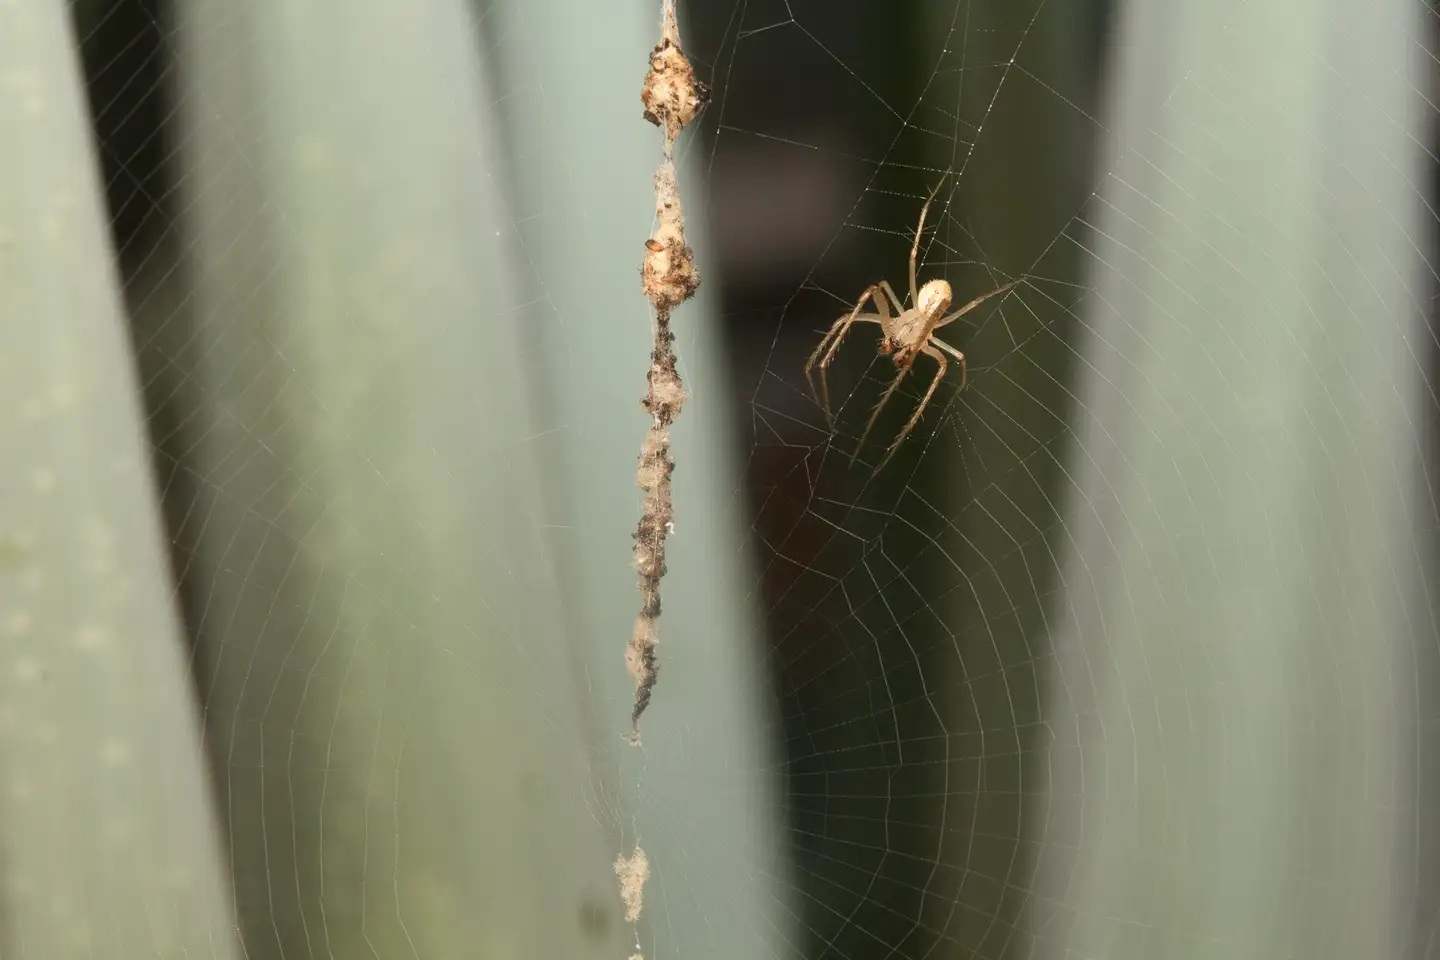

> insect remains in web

[{"left": 804, "top": 177, "right": 1023, "bottom": 474}]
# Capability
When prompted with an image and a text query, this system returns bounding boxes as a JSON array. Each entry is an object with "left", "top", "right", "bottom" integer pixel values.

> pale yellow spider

[{"left": 804, "top": 179, "right": 1020, "bottom": 473}]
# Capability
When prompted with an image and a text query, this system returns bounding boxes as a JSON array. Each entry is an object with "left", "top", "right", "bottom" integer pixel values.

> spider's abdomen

[{"left": 916, "top": 278, "right": 953, "bottom": 317}]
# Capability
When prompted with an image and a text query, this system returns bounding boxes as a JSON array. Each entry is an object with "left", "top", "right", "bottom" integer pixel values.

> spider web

[
  {"left": 690, "top": 0, "right": 1440, "bottom": 957},
  {"left": 58, "top": 0, "right": 1440, "bottom": 958},
  {"left": 692, "top": 3, "right": 1105, "bottom": 955}
]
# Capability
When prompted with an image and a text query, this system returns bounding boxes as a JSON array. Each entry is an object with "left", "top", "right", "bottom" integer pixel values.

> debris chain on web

[
  {"left": 616, "top": 2, "right": 708, "bottom": 951},
  {"left": 627, "top": 0, "right": 708, "bottom": 747}
]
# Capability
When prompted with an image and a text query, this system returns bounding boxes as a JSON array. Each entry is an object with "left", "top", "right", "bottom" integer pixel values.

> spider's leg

[
  {"left": 909, "top": 176, "right": 948, "bottom": 307},
  {"left": 871, "top": 344, "right": 949, "bottom": 475},
  {"left": 813, "top": 314, "right": 884, "bottom": 424},
  {"left": 933, "top": 278, "right": 1022, "bottom": 329},
  {"left": 850, "top": 335, "right": 928, "bottom": 462},
  {"left": 804, "top": 284, "right": 886, "bottom": 427},
  {"left": 877, "top": 280, "right": 906, "bottom": 315},
  {"left": 850, "top": 362, "right": 912, "bottom": 467},
  {"left": 930, "top": 336, "right": 967, "bottom": 392},
  {"left": 825, "top": 284, "right": 890, "bottom": 368}
]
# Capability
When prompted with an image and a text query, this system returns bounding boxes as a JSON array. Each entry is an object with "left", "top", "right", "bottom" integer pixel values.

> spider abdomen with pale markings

[{"left": 804, "top": 180, "right": 1021, "bottom": 473}]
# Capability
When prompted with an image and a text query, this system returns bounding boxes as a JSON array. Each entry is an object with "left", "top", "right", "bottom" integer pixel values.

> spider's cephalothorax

[{"left": 804, "top": 180, "right": 1021, "bottom": 473}]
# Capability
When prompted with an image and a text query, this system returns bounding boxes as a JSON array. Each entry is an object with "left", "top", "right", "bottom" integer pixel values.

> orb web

[{"left": 69, "top": 0, "right": 1440, "bottom": 957}]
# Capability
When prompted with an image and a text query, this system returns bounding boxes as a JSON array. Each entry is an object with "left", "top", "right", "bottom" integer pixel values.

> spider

[{"left": 804, "top": 178, "right": 1021, "bottom": 473}]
